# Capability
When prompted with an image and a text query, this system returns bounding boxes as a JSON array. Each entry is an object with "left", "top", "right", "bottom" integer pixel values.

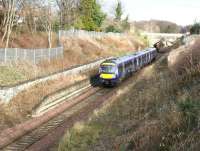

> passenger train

[{"left": 99, "top": 48, "right": 157, "bottom": 85}]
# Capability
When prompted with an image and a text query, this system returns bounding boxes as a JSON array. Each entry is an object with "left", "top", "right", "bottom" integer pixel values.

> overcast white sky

[{"left": 100, "top": 0, "right": 200, "bottom": 26}]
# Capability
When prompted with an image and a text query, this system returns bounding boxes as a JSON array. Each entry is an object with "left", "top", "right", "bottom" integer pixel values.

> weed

[{"left": 178, "top": 98, "right": 200, "bottom": 131}]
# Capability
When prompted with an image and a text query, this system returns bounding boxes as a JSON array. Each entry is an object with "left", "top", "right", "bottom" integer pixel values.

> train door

[
  {"left": 150, "top": 52, "right": 152, "bottom": 61},
  {"left": 139, "top": 57, "right": 142, "bottom": 68},
  {"left": 148, "top": 53, "right": 151, "bottom": 63},
  {"left": 122, "top": 63, "right": 126, "bottom": 78},
  {"left": 118, "top": 64, "right": 123, "bottom": 79},
  {"left": 137, "top": 57, "right": 139, "bottom": 69},
  {"left": 133, "top": 59, "right": 137, "bottom": 71}
]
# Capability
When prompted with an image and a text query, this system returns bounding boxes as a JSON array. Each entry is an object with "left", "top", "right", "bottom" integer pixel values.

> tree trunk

[{"left": 2, "top": 0, "right": 16, "bottom": 48}]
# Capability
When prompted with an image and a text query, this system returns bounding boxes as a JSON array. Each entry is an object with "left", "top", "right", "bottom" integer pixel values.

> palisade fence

[
  {"left": 58, "top": 29, "right": 125, "bottom": 40},
  {"left": 0, "top": 46, "right": 63, "bottom": 64}
]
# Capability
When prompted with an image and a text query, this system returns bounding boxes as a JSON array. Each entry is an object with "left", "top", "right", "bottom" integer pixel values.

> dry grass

[
  {"left": 0, "top": 33, "right": 145, "bottom": 86},
  {"left": 0, "top": 67, "right": 99, "bottom": 131},
  {"left": 0, "top": 32, "right": 146, "bottom": 131},
  {"left": 168, "top": 38, "right": 200, "bottom": 85},
  {"left": 58, "top": 44, "right": 200, "bottom": 151}
]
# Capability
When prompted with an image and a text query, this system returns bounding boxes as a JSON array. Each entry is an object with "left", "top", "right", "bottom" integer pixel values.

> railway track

[{"left": 1, "top": 86, "right": 113, "bottom": 151}]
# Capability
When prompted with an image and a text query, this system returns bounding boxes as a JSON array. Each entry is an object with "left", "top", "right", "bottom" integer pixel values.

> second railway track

[{"left": 1, "top": 86, "right": 112, "bottom": 151}]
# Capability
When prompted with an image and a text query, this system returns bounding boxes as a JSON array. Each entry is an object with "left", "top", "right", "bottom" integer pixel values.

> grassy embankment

[
  {"left": 0, "top": 32, "right": 146, "bottom": 130},
  {"left": 0, "top": 32, "right": 145, "bottom": 86},
  {"left": 58, "top": 40, "right": 200, "bottom": 151}
]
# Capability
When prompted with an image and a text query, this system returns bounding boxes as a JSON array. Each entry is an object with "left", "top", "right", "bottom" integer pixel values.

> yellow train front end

[{"left": 99, "top": 62, "right": 118, "bottom": 86}]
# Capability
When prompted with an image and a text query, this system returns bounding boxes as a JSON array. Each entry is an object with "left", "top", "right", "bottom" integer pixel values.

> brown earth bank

[
  {"left": 0, "top": 32, "right": 58, "bottom": 48},
  {"left": 57, "top": 41, "right": 200, "bottom": 151}
]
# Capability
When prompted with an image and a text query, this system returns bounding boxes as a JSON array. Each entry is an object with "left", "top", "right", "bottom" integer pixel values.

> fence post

[
  {"left": 4, "top": 48, "right": 7, "bottom": 63},
  {"left": 15, "top": 48, "right": 18, "bottom": 62},
  {"left": 24, "top": 49, "right": 26, "bottom": 60},
  {"left": 58, "top": 30, "right": 61, "bottom": 46},
  {"left": 48, "top": 48, "right": 51, "bottom": 62},
  {"left": 55, "top": 48, "right": 58, "bottom": 59},
  {"left": 33, "top": 49, "right": 36, "bottom": 64}
]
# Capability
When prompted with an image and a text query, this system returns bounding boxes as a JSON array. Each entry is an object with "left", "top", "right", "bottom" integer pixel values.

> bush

[
  {"left": 178, "top": 98, "right": 200, "bottom": 131},
  {"left": 105, "top": 25, "right": 122, "bottom": 33},
  {"left": 190, "top": 22, "right": 200, "bottom": 34}
]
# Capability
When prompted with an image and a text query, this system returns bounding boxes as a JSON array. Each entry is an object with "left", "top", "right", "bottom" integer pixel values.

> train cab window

[{"left": 100, "top": 65, "right": 116, "bottom": 74}]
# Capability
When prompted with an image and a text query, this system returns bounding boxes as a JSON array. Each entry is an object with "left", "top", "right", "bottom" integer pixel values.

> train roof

[{"left": 103, "top": 48, "right": 156, "bottom": 65}]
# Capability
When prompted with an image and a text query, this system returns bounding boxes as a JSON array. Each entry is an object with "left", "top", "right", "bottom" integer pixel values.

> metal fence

[
  {"left": 0, "top": 47, "right": 63, "bottom": 64},
  {"left": 59, "top": 29, "right": 125, "bottom": 40}
]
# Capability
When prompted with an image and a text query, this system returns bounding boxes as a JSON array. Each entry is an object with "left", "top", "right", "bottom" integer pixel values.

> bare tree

[
  {"left": 56, "top": 0, "right": 79, "bottom": 29},
  {"left": 37, "top": 0, "right": 56, "bottom": 48},
  {"left": 1, "top": 0, "right": 24, "bottom": 48},
  {"left": 22, "top": 0, "right": 39, "bottom": 33}
]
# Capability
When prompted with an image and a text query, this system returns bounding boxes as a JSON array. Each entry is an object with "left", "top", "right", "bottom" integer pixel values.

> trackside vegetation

[{"left": 58, "top": 45, "right": 200, "bottom": 151}]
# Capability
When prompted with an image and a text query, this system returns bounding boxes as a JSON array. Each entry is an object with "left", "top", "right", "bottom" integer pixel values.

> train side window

[
  {"left": 125, "top": 62, "right": 128, "bottom": 69},
  {"left": 118, "top": 64, "right": 124, "bottom": 73},
  {"left": 139, "top": 57, "right": 142, "bottom": 65},
  {"left": 125, "top": 61, "right": 132, "bottom": 69},
  {"left": 143, "top": 55, "right": 145, "bottom": 63},
  {"left": 143, "top": 55, "right": 145, "bottom": 62},
  {"left": 134, "top": 59, "right": 137, "bottom": 66},
  {"left": 146, "top": 54, "right": 148, "bottom": 62}
]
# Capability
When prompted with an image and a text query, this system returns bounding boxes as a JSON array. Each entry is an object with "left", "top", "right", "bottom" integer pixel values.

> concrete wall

[{"left": 0, "top": 58, "right": 106, "bottom": 103}]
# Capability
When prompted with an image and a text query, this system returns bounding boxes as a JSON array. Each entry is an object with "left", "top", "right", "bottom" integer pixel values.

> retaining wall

[{"left": 0, "top": 58, "right": 106, "bottom": 103}]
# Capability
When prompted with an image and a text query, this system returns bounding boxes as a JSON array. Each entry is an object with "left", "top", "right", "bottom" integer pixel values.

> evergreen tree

[
  {"left": 79, "top": 0, "right": 106, "bottom": 31},
  {"left": 190, "top": 22, "right": 200, "bottom": 34},
  {"left": 115, "top": 1, "right": 122, "bottom": 21}
]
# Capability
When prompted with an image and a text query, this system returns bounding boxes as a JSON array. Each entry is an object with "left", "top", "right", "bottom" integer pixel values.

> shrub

[
  {"left": 105, "top": 25, "right": 122, "bottom": 33},
  {"left": 178, "top": 98, "right": 200, "bottom": 131},
  {"left": 190, "top": 22, "right": 200, "bottom": 34}
]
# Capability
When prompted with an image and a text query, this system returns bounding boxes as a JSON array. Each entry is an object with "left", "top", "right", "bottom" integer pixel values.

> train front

[{"left": 99, "top": 62, "right": 118, "bottom": 86}]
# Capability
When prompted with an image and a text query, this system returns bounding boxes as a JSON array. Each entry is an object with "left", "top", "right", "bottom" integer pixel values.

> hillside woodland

[{"left": 133, "top": 20, "right": 182, "bottom": 33}]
